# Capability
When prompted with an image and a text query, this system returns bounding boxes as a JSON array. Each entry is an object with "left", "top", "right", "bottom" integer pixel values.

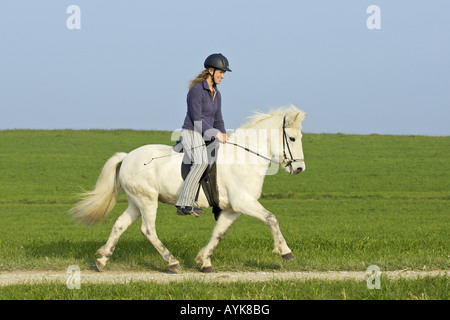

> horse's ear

[{"left": 286, "top": 111, "right": 306, "bottom": 127}]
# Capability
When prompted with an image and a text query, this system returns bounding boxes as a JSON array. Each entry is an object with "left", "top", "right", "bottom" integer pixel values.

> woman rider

[{"left": 176, "top": 53, "right": 231, "bottom": 216}]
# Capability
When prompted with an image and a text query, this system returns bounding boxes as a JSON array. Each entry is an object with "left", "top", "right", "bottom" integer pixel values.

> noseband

[{"left": 282, "top": 116, "right": 304, "bottom": 168}]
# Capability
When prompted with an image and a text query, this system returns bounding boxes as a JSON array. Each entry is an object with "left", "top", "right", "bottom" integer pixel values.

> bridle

[
  {"left": 226, "top": 116, "right": 304, "bottom": 169},
  {"left": 281, "top": 116, "right": 304, "bottom": 169}
]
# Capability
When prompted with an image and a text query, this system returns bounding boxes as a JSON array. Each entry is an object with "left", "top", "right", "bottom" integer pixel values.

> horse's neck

[
  {"left": 229, "top": 116, "right": 282, "bottom": 159},
  {"left": 227, "top": 129, "right": 271, "bottom": 159},
  {"left": 223, "top": 125, "right": 278, "bottom": 177}
]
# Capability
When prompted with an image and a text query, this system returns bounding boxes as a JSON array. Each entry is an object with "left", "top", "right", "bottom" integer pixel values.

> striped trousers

[{"left": 176, "top": 129, "right": 209, "bottom": 208}]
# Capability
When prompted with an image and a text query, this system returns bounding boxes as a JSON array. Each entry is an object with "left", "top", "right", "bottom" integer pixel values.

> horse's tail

[{"left": 69, "top": 152, "right": 127, "bottom": 225}]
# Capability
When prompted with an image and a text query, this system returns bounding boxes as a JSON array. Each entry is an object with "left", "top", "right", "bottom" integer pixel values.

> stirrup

[{"left": 176, "top": 206, "right": 203, "bottom": 217}]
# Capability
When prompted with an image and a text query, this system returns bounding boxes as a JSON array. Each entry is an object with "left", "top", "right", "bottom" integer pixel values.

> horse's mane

[{"left": 239, "top": 104, "right": 306, "bottom": 130}]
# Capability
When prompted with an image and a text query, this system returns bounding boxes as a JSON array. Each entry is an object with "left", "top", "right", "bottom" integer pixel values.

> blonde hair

[{"left": 188, "top": 69, "right": 210, "bottom": 89}]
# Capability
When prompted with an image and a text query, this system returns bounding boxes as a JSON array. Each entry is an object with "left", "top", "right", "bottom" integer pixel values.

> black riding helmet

[
  {"left": 204, "top": 53, "right": 232, "bottom": 72},
  {"left": 204, "top": 53, "right": 231, "bottom": 85}
]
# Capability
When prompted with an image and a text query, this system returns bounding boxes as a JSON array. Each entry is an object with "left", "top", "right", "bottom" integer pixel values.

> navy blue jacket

[{"left": 182, "top": 80, "right": 226, "bottom": 141}]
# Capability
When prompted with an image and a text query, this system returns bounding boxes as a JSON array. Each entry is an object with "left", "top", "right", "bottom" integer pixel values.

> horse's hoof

[
  {"left": 200, "top": 266, "right": 215, "bottom": 273},
  {"left": 95, "top": 259, "right": 105, "bottom": 272},
  {"left": 282, "top": 252, "right": 296, "bottom": 260},
  {"left": 168, "top": 263, "right": 182, "bottom": 274}
]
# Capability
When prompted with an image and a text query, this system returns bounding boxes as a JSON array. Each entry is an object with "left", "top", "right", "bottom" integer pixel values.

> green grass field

[
  {"left": 1, "top": 276, "right": 447, "bottom": 300},
  {"left": 0, "top": 130, "right": 449, "bottom": 299}
]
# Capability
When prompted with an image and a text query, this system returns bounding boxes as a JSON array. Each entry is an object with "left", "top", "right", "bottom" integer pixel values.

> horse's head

[
  {"left": 275, "top": 106, "right": 306, "bottom": 175},
  {"left": 237, "top": 105, "right": 306, "bottom": 175}
]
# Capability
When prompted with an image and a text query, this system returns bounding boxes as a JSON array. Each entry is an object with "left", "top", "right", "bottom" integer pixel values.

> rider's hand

[{"left": 216, "top": 132, "right": 227, "bottom": 144}]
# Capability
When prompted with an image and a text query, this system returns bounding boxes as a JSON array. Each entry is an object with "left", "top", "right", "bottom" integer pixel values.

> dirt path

[{"left": 0, "top": 270, "right": 448, "bottom": 286}]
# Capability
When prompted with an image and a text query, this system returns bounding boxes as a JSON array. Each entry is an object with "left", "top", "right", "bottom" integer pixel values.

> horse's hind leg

[
  {"left": 195, "top": 210, "right": 241, "bottom": 272},
  {"left": 96, "top": 201, "right": 141, "bottom": 271},
  {"left": 139, "top": 199, "right": 181, "bottom": 273}
]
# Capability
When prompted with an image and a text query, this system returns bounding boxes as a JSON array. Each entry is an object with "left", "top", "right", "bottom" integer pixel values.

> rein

[
  {"left": 144, "top": 116, "right": 303, "bottom": 167},
  {"left": 225, "top": 142, "right": 276, "bottom": 164},
  {"left": 230, "top": 116, "right": 304, "bottom": 166}
]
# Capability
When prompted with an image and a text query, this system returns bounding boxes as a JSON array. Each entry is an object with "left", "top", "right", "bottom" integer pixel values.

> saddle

[{"left": 173, "top": 139, "right": 222, "bottom": 221}]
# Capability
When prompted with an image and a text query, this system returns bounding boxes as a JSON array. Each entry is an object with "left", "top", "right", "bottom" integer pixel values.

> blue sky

[{"left": 1, "top": 1, "right": 449, "bottom": 135}]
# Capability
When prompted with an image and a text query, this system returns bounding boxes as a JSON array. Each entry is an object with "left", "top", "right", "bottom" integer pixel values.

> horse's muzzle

[{"left": 285, "top": 162, "right": 305, "bottom": 175}]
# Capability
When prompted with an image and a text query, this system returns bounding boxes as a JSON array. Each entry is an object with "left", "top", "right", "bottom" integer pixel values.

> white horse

[{"left": 69, "top": 105, "right": 306, "bottom": 272}]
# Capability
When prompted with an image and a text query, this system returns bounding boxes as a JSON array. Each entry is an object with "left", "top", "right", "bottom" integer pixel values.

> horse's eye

[{"left": 289, "top": 137, "right": 296, "bottom": 142}]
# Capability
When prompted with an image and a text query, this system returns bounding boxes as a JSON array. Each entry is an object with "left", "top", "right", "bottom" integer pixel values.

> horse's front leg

[
  {"left": 195, "top": 210, "right": 241, "bottom": 272},
  {"left": 236, "top": 198, "right": 295, "bottom": 260}
]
